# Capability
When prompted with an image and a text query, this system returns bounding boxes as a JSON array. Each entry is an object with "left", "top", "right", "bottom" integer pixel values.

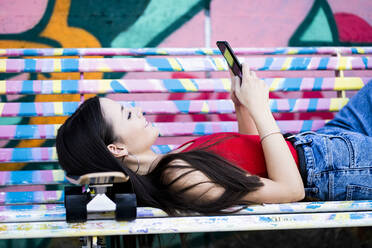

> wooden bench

[{"left": 1, "top": 47, "right": 372, "bottom": 240}]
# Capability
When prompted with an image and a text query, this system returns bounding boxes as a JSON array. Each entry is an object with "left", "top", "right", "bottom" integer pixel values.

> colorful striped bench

[{"left": 1, "top": 47, "right": 372, "bottom": 240}]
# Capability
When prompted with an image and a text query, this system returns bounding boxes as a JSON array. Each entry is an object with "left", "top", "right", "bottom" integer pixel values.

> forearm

[
  {"left": 235, "top": 107, "right": 259, "bottom": 135},
  {"left": 252, "top": 108, "right": 304, "bottom": 192}
]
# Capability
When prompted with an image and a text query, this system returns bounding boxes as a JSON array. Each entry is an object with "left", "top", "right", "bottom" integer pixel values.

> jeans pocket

[
  {"left": 340, "top": 132, "right": 372, "bottom": 168},
  {"left": 346, "top": 184, "right": 372, "bottom": 200}
]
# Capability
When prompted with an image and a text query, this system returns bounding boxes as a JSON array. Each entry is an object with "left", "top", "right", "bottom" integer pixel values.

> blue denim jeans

[{"left": 291, "top": 81, "right": 372, "bottom": 201}]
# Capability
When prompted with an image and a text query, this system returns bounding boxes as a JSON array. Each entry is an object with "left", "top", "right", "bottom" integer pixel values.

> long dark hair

[{"left": 56, "top": 96, "right": 263, "bottom": 215}]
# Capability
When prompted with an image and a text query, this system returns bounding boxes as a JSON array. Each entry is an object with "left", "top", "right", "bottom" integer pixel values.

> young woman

[{"left": 56, "top": 64, "right": 372, "bottom": 215}]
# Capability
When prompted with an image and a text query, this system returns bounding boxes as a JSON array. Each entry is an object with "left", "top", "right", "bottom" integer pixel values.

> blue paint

[
  {"left": 279, "top": 205, "right": 294, "bottom": 212},
  {"left": 21, "top": 80, "right": 34, "bottom": 94},
  {"left": 24, "top": 59, "right": 36, "bottom": 72},
  {"left": 63, "top": 102, "right": 79, "bottom": 115},
  {"left": 23, "top": 49, "right": 38, "bottom": 56},
  {"left": 318, "top": 57, "right": 329, "bottom": 70},
  {"left": 362, "top": 57, "right": 368, "bottom": 69},
  {"left": 174, "top": 100, "right": 190, "bottom": 113},
  {"left": 259, "top": 216, "right": 273, "bottom": 222},
  {"left": 301, "top": 120, "right": 314, "bottom": 132},
  {"left": 298, "top": 48, "right": 317, "bottom": 54},
  {"left": 258, "top": 57, "right": 273, "bottom": 71},
  {"left": 61, "top": 59, "right": 79, "bottom": 72},
  {"left": 15, "top": 125, "right": 35, "bottom": 139},
  {"left": 270, "top": 48, "right": 285, "bottom": 55},
  {"left": 194, "top": 122, "right": 205, "bottom": 135},
  {"left": 350, "top": 213, "right": 365, "bottom": 220},
  {"left": 290, "top": 57, "right": 311, "bottom": 70},
  {"left": 61, "top": 80, "right": 79, "bottom": 93},
  {"left": 11, "top": 148, "right": 32, "bottom": 162},
  {"left": 270, "top": 100, "right": 278, "bottom": 113},
  {"left": 111, "top": 80, "right": 128, "bottom": 93},
  {"left": 313, "top": 78, "right": 323, "bottom": 91},
  {"left": 62, "top": 48, "right": 78, "bottom": 56},
  {"left": 282, "top": 78, "right": 301, "bottom": 91},
  {"left": 5, "top": 191, "right": 34, "bottom": 204},
  {"left": 10, "top": 171, "right": 33, "bottom": 185},
  {"left": 288, "top": 99, "right": 296, "bottom": 111},
  {"left": 306, "top": 204, "right": 321, "bottom": 209},
  {"left": 147, "top": 58, "right": 173, "bottom": 71},
  {"left": 351, "top": 48, "right": 358, "bottom": 54},
  {"left": 19, "top": 102, "right": 36, "bottom": 116},
  {"left": 308, "top": 98, "right": 319, "bottom": 112}
]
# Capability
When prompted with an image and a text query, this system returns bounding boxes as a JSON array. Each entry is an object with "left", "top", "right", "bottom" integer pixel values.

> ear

[{"left": 107, "top": 143, "right": 128, "bottom": 158}]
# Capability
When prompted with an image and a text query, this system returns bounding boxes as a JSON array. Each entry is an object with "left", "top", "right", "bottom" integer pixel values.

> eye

[{"left": 127, "top": 111, "right": 132, "bottom": 119}]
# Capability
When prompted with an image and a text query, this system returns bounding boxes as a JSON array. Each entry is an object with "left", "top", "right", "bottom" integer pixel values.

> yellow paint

[
  {"left": 0, "top": 103, "right": 4, "bottom": 115},
  {"left": 157, "top": 49, "right": 168, "bottom": 55},
  {"left": 0, "top": 60, "right": 6, "bottom": 72},
  {"left": 288, "top": 49, "right": 298, "bottom": 55},
  {"left": 213, "top": 57, "right": 225, "bottom": 71},
  {"left": 98, "top": 80, "right": 111, "bottom": 93},
  {"left": 221, "top": 78, "right": 230, "bottom": 91},
  {"left": 0, "top": 225, "right": 7, "bottom": 232},
  {"left": 329, "top": 98, "right": 349, "bottom": 111},
  {"left": 53, "top": 124, "right": 62, "bottom": 137},
  {"left": 17, "top": 223, "right": 32, "bottom": 231},
  {"left": 270, "top": 78, "right": 282, "bottom": 91},
  {"left": 0, "top": 49, "right": 6, "bottom": 55},
  {"left": 356, "top": 47, "right": 365, "bottom": 54},
  {"left": 0, "top": 81, "right": 5, "bottom": 94},
  {"left": 202, "top": 48, "right": 214, "bottom": 55},
  {"left": 334, "top": 78, "right": 364, "bottom": 90},
  {"left": 52, "top": 80, "right": 61, "bottom": 93},
  {"left": 281, "top": 57, "right": 292, "bottom": 71},
  {"left": 53, "top": 170, "right": 65, "bottom": 182},
  {"left": 54, "top": 102, "right": 63, "bottom": 116},
  {"left": 338, "top": 57, "right": 349, "bottom": 70},
  {"left": 98, "top": 60, "right": 113, "bottom": 72},
  {"left": 52, "top": 147, "right": 58, "bottom": 161},
  {"left": 168, "top": 58, "right": 182, "bottom": 71},
  {"left": 53, "top": 48, "right": 64, "bottom": 56},
  {"left": 180, "top": 79, "right": 197, "bottom": 92},
  {"left": 53, "top": 59, "right": 62, "bottom": 72},
  {"left": 201, "top": 101, "right": 209, "bottom": 113}
]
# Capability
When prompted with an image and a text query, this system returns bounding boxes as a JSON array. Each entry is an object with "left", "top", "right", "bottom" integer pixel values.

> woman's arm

[
  {"left": 234, "top": 64, "right": 305, "bottom": 203},
  {"left": 230, "top": 72, "right": 259, "bottom": 135}
]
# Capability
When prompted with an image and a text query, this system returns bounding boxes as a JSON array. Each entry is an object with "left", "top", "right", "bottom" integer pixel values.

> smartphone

[{"left": 216, "top": 41, "right": 242, "bottom": 81}]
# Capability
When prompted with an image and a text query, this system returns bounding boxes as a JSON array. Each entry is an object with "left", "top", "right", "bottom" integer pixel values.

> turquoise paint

[
  {"left": 111, "top": 0, "right": 202, "bottom": 48},
  {"left": 301, "top": 7, "right": 333, "bottom": 42}
]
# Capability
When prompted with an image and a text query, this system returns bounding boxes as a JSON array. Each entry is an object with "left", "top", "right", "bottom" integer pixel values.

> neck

[{"left": 123, "top": 149, "right": 163, "bottom": 175}]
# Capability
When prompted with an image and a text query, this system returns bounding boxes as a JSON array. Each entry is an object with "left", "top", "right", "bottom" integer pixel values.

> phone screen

[{"left": 216, "top": 41, "right": 242, "bottom": 80}]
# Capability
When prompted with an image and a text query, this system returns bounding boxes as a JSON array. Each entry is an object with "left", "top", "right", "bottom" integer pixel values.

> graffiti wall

[{"left": 0, "top": 0, "right": 372, "bottom": 246}]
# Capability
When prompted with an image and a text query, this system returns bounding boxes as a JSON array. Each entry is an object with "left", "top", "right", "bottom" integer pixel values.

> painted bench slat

[
  {"left": 1, "top": 47, "right": 372, "bottom": 57},
  {"left": 0, "top": 145, "right": 177, "bottom": 163},
  {"left": 0, "top": 98, "right": 349, "bottom": 117},
  {"left": 0, "top": 170, "right": 67, "bottom": 185},
  {"left": 0, "top": 120, "right": 327, "bottom": 140},
  {"left": 0, "top": 77, "right": 368, "bottom": 95},
  {"left": 1, "top": 201, "right": 372, "bottom": 223},
  {"left": 1, "top": 211, "right": 372, "bottom": 239},
  {"left": 1, "top": 57, "right": 371, "bottom": 73},
  {"left": 0, "top": 190, "right": 63, "bottom": 205}
]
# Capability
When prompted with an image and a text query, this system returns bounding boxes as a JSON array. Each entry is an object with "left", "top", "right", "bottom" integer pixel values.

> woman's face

[{"left": 99, "top": 98, "right": 159, "bottom": 153}]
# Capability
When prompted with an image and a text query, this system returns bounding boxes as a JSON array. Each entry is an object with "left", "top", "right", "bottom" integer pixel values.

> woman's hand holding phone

[{"left": 233, "top": 63, "right": 270, "bottom": 119}]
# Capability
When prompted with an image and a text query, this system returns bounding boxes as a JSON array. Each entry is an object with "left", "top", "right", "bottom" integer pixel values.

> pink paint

[
  {"left": 211, "top": 1, "right": 313, "bottom": 47},
  {"left": 321, "top": 78, "right": 336, "bottom": 91},
  {"left": 0, "top": 125, "right": 16, "bottom": 139},
  {"left": 0, "top": 0, "right": 48, "bottom": 34},
  {"left": 0, "top": 148, "right": 12, "bottom": 162}
]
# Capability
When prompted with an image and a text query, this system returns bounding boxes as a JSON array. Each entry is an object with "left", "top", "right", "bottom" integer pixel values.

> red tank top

[{"left": 176, "top": 132, "right": 299, "bottom": 178}]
